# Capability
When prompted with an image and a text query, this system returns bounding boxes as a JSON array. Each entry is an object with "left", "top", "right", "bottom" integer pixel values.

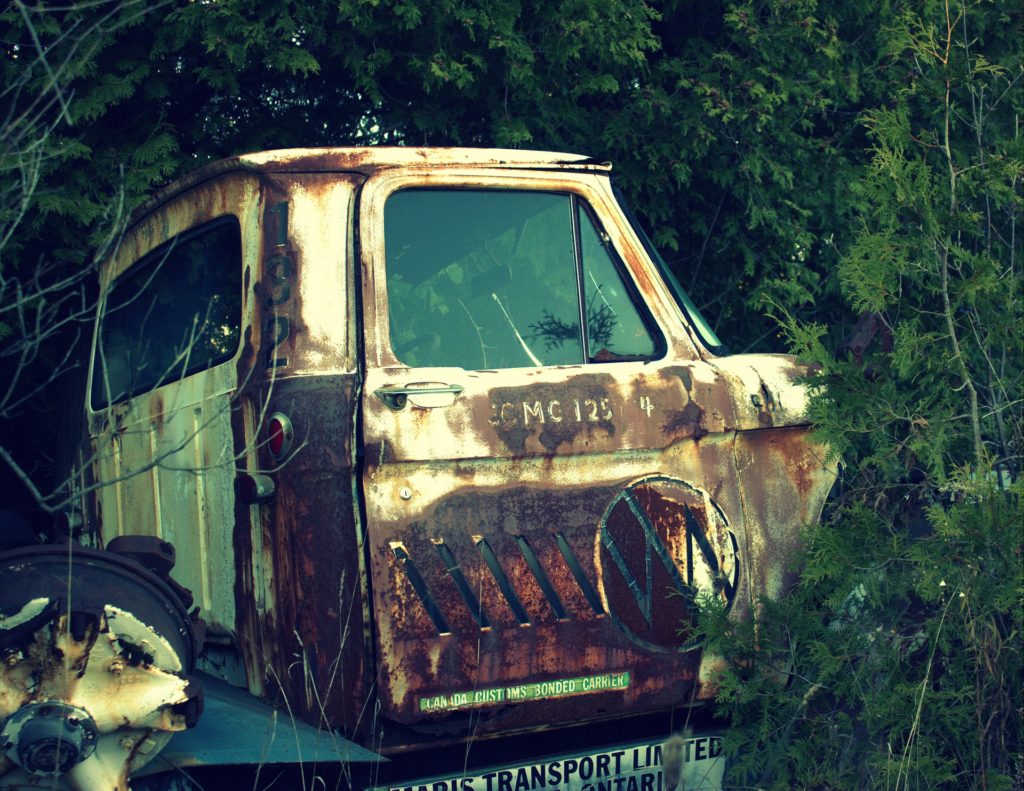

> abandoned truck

[{"left": 0, "top": 148, "right": 836, "bottom": 790}]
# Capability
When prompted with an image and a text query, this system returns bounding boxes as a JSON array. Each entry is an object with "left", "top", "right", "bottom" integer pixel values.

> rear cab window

[{"left": 91, "top": 217, "right": 242, "bottom": 408}]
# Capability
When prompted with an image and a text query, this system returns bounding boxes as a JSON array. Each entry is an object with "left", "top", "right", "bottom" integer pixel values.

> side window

[
  {"left": 384, "top": 190, "right": 659, "bottom": 369},
  {"left": 579, "top": 204, "right": 659, "bottom": 362},
  {"left": 92, "top": 217, "right": 242, "bottom": 408}
]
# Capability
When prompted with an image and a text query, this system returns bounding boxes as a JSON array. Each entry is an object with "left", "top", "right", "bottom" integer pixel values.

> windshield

[{"left": 612, "top": 183, "right": 725, "bottom": 353}]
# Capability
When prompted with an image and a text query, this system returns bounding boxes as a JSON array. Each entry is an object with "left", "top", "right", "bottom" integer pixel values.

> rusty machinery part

[
  {"left": 0, "top": 542, "right": 204, "bottom": 791},
  {"left": 1, "top": 702, "right": 98, "bottom": 776}
]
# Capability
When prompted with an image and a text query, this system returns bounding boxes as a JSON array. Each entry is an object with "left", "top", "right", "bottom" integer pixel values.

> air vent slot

[
  {"left": 474, "top": 537, "right": 530, "bottom": 625},
  {"left": 555, "top": 532, "right": 604, "bottom": 615},
  {"left": 391, "top": 543, "right": 450, "bottom": 635},
  {"left": 433, "top": 540, "right": 490, "bottom": 628},
  {"left": 514, "top": 535, "right": 568, "bottom": 621}
]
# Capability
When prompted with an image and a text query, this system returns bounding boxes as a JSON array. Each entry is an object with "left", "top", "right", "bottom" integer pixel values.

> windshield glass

[{"left": 612, "top": 183, "right": 724, "bottom": 352}]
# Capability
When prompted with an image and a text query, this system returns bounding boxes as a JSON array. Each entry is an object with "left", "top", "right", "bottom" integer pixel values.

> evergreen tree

[{"left": 703, "top": 2, "right": 1023, "bottom": 787}]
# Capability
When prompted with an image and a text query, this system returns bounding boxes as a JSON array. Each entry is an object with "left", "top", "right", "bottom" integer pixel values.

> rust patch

[
  {"left": 660, "top": 365, "right": 694, "bottom": 392},
  {"left": 128, "top": 148, "right": 604, "bottom": 233},
  {"left": 487, "top": 378, "right": 617, "bottom": 454},
  {"left": 244, "top": 374, "right": 370, "bottom": 736},
  {"left": 656, "top": 364, "right": 735, "bottom": 437},
  {"left": 680, "top": 368, "right": 693, "bottom": 391},
  {"left": 753, "top": 380, "right": 777, "bottom": 427},
  {"left": 229, "top": 396, "right": 265, "bottom": 692},
  {"left": 492, "top": 420, "right": 532, "bottom": 454},
  {"left": 776, "top": 434, "right": 817, "bottom": 500},
  {"left": 368, "top": 479, "right": 720, "bottom": 734},
  {"left": 361, "top": 441, "right": 392, "bottom": 475},
  {"left": 235, "top": 324, "right": 256, "bottom": 379},
  {"left": 732, "top": 426, "right": 836, "bottom": 613},
  {"left": 149, "top": 393, "right": 165, "bottom": 431},
  {"left": 662, "top": 402, "right": 706, "bottom": 440},
  {"left": 597, "top": 478, "right": 736, "bottom": 653}
]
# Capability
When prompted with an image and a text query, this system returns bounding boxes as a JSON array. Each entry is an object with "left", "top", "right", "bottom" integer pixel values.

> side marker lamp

[{"left": 267, "top": 412, "right": 293, "bottom": 460}]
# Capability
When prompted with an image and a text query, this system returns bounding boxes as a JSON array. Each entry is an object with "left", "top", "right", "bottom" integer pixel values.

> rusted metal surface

[
  {"left": 227, "top": 172, "right": 369, "bottom": 733},
  {"left": 76, "top": 148, "right": 837, "bottom": 767},
  {"left": 131, "top": 148, "right": 609, "bottom": 227},
  {"left": 355, "top": 161, "right": 835, "bottom": 748},
  {"left": 86, "top": 169, "right": 369, "bottom": 740},
  {"left": 359, "top": 385, "right": 757, "bottom": 734},
  {"left": 0, "top": 545, "right": 202, "bottom": 790},
  {"left": 87, "top": 170, "right": 266, "bottom": 639},
  {"left": 732, "top": 426, "right": 836, "bottom": 602},
  {"left": 234, "top": 374, "right": 370, "bottom": 736}
]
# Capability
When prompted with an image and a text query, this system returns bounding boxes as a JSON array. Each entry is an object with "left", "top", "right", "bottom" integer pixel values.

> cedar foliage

[
  {"left": 3, "top": 0, "right": 889, "bottom": 351},
  {"left": 699, "top": 2, "right": 1023, "bottom": 788}
]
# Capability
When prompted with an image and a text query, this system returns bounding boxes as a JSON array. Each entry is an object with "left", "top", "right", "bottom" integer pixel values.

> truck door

[{"left": 358, "top": 168, "right": 746, "bottom": 736}]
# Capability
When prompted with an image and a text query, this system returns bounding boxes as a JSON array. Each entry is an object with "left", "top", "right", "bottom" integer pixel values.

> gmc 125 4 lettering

[{"left": 0, "top": 149, "right": 835, "bottom": 791}]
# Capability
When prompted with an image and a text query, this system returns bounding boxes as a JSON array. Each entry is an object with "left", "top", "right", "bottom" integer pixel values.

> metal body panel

[
  {"left": 363, "top": 444, "right": 743, "bottom": 730},
  {"left": 355, "top": 164, "right": 834, "bottom": 743},
  {"left": 87, "top": 172, "right": 265, "bottom": 635},
  {"left": 226, "top": 172, "right": 364, "bottom": 724},
  {"left": 236, "top": 373, "right": 370, "bottom": 735},
  {"left": 732, "top": 426, "right": 835, "bottom": 600},
  {"left": 130, "top": 148, "right": 608, "bottom": 227},
  {"left": 86, "top": 171, "right": 369, "bottom": 736},
  {"left": 75, "top": 148, "right": 836, "bottom": 767}
]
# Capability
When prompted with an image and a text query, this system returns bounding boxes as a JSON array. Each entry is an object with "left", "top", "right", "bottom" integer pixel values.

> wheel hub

[{"left": 1, "top": 702, "right": 98, "bottom": 776}]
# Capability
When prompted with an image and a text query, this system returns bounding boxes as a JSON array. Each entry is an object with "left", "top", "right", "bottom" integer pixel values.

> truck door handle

[{"left": 374, "top": 383, "right": 465, "bottom": 410}]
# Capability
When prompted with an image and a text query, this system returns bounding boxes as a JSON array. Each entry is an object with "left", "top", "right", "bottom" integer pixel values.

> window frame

[{"left": 90, "top": 214, "right": 243, "bottom": 409}]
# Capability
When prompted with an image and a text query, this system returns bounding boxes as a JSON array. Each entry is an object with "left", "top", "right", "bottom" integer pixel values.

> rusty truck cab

[{"left": 76, "top": 148, "right": 833, "bottom": 787}]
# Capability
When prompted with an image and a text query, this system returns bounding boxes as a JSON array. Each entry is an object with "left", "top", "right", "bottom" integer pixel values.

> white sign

[{"left": 383, "top": 735, "right": 724, "bottom": 791}]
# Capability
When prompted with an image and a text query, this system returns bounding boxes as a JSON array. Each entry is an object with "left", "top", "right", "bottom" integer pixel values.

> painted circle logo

[{"left": 596, "top": 476, "right": 739, "bottom": 652}]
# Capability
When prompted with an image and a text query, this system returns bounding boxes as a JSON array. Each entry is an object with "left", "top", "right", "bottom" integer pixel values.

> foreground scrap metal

[
  {"left": 0, "top": 148, "right": 836, "bottom": 790},
  {"left": 0, "top": 542, "right": 202, "bottom": 790}
]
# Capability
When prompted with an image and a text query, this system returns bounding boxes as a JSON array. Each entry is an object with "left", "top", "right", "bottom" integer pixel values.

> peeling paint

[{"left": 72, "top": 148, "right": 837, "bottom": 766}]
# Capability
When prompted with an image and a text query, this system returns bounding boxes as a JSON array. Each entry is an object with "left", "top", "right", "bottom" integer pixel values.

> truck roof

[{"left": 133, "top": 147, "right": 611, "bottom": 222}]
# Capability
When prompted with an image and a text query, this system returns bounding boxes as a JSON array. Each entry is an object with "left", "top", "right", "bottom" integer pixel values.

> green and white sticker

[{"left": 419, "top": 671, "right": 630, "bottom": 713}]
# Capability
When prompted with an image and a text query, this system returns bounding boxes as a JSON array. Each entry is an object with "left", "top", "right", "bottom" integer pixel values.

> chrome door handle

[{"left": 374, "top": 384, "right": 465, "bottom": 410}]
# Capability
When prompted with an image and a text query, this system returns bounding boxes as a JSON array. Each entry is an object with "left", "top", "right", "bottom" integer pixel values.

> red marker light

[{"left": 267, "top": 413, "right": 293, "bottom": 459}]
